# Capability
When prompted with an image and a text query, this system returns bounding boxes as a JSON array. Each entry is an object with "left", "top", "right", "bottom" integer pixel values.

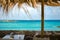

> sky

[
  {"left": 0, "top": 5, "right": 60, "bottom": 20},
  {"left": 44, "top": 5, "right": 60, "bottom": 20}
]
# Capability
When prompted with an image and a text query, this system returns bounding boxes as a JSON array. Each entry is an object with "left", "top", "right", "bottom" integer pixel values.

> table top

[{"left": 2, "top": 34, "right": 25, "bottom": 40}]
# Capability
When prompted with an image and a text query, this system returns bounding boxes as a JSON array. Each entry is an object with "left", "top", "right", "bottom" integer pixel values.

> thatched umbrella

[{"left": 46, "top": 0, "right": 60, "bottom": 6}]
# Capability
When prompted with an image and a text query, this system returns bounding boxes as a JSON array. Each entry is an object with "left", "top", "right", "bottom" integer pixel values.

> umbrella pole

[{"left": 41, "top": 0, "right": 44, "bottom": 38}]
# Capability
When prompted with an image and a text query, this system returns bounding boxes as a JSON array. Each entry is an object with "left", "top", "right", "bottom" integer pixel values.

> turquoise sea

[{"left": 0, "top": 20, "right": 60, "bottom": 31}]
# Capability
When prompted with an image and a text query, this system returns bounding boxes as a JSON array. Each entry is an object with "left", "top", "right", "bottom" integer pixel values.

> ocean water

[{"left": 0, "top": 20, "right": 60, "bottom": 31}]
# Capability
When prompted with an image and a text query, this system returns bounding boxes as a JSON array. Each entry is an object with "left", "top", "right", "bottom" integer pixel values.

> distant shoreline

[{"left": 0, "top": 20, "right": 60, "bottom": 22}]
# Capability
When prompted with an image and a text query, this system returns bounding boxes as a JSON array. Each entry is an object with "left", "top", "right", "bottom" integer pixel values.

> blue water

[{"left": 0, "top": 20, "right": 60, "bottom": 31}]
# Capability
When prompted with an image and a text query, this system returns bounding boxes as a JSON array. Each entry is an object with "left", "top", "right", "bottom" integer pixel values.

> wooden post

[{"left": 41, "top": 0, "right": 44, "bottom": 38}]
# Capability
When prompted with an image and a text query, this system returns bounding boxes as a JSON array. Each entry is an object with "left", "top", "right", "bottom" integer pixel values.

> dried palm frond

[
  {"left": 31, "top": 0, "right": 37, "bottom": 8},
  {"left": 26, "top": 0, "right": 32, "bottom": 6},
  {"left": 0, "top": 0, "right": 2, "bottom": 6},
  {"left": 46, "top": 0, "right": 60, "bottom": 6},
  {"left": 18, "top": 0, "right": 24, "bottom": 8},
  {"left": 2, "top": 0, "right": 8, "bottom": 13},
  {"left": 14, "top": 0, "right": 19, "bottom": 4},
  {"left": 8, "top": 0, "right": 15, "bottom": 10}
]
